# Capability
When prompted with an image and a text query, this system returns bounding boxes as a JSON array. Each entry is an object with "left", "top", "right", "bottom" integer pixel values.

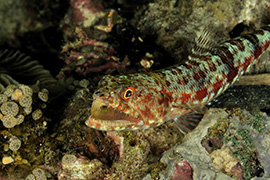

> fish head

[{"left": 85, "top": 74, "right": 171, "bottom": 131}]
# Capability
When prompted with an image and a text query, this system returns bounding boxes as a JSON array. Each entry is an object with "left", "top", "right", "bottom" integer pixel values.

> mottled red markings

[
  {"left": 189, "top": 61, "right": 200, "bottom": 66},
  {"left": 198, "top": 70, "right": 206, "bottom": 79},
  {"left": 86, "top": 26, "right": 270, "bottom": 132},
  {"left": 263, "top": 41, "right": 270, "bottom": 51},
  {"left": 157, "top": 72, "right": 166, "bottom": 79},
  {"left": 114, "top": 102, "right": 120, "bottom": 110},
  {"left": 230, "top": 40, "right": 245, "bottom": 52},
  {"left": 186, "top": 73, "right": 192, "bottom": 80},
  {"left": 166, "top": 80, "right": 171, "bottom": 87},
  {"left": 245, "top": 34, "right": 259, "bottom": 44},
  {"left": 226, "top": 68, "right": 238, "bottom": 83},
  {"left": 177, "top": 78, "right": 183, "bottom": 85},
  {"left": 242, "top": 55, "right": 253, "bottom": 71},
  {"left": 216, "top": 59, "right": 222, "bottom": 66},
  {"left": 177, "top": 77, "right": 187, "bottom": 85},
  {"left": 144, "top": 93, "right": 152, "bottom": 102},
  {"left": 193, "top": 72, "right": 200, "bottom": 81},
  {"left": 181, "top": 93, "right": 191, "bottom": 103},
  {"left": 195, "top": 88, "right": 207, "bottom": 101},
  {"left": 200, "top": 55, "right": 211, "bottom": 61},
  {"left": 108, "top": 125, "right": 114, "bottom": 130},
  {"left": 88, "top": 120, "right": 101, "bottom": 129},
  {"left": 254, "top": 46, "right": 262, "bottom": 59},
  {"left": 108, "top": 97, "right": 113, "bottom": 101},
  {"left": 173, "top": 67, "right": 182, "bottom": 75},
  {"left": 144, "top": 119, "right": 150, "bottom": 126},
  {"left": 183, "top": 63, "right": 192, "bottom": 69},
  {"left": 117, "top": 102, "right": 123, "bottom": 110},
  {"left": 207, "top": 61, "right": 217, "bottom": 71},
  {"left": 142, "top": 106, "right": 155, "bottom": 125},
  {"left": 244, "top": 34, "right": 259, "bottom": 58},
  {"left": 217, "top": 47, "right": 234, "bottom": 70},
  {"left": 171, "top": 70, "right": 178, "bottom": 76},
  {"left": 212, "top": 79, "right": 223, "bottom": 94},
  {"left": 95, "top": 123, "right": 101, "bottom": 129},
  {"left": 189, "top": 84, "right": 197, "bottom": 92},
  {"left": 182, "top": 77, "right": 189, "bottom": 84},
  {"left": 237, "top": 40, "right": 246, "bottom": 52},
  {"left": 165, "top": 91, "right": 174, "bottom": 103},
  {"left": 158, "top": 96, "right": 164, "bottom": 104}
]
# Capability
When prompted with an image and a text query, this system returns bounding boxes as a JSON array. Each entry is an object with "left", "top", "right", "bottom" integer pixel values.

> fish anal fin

[{"left": 173, "top": 112, "right": 204, "bottom": 134}]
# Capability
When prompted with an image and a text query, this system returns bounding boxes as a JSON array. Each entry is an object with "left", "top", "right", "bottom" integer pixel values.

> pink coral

[{"left": 70, "top": 0, "right": 105, "bottom": 26}]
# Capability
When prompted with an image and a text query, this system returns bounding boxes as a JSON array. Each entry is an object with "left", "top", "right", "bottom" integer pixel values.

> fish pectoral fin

[
  {"left": 187, "top": 104, "right": 208, "bottom": 114},
  {"left": 173, "top": 112, "right": 204, "bottom": 134}
]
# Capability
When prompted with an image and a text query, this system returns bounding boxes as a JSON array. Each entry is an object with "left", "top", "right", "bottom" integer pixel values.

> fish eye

[
  {"left": 101, "top": 105, "right": 107, "bottom": 109},
  {"left": 123, "top": 87, "right": 134, "bottom": 100}
]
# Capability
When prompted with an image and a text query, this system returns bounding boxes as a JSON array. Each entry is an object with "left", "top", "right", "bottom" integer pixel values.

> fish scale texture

[{"left": 86, "top": 25, "right": 270, "bottom": 131}]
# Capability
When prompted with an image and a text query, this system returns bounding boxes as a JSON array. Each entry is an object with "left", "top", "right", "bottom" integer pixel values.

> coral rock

[
  {"left": 172, "top": 160, "right": 193, "bottom": 180},
  {"left": 210, "top": 147, "right": 239, "bottom": 174}
]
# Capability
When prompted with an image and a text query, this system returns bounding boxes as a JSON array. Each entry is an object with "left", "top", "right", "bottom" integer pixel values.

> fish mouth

[{"left": 85, "top": 99, "right": 140, "bottom": 131}]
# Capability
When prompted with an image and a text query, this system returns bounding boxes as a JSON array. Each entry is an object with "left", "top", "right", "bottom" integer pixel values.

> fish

[{"left": 85, "top": 25, "right": 270, "bottom": 133}]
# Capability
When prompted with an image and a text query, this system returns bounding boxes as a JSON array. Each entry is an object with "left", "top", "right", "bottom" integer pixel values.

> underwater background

[{"left": 0, "top": 0, "right": 270, "bottom": 179}]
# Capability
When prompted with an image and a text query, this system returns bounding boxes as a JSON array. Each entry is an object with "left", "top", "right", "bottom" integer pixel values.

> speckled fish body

[{"left": 86, "top": 25, "right": 270, "bottom": 132}]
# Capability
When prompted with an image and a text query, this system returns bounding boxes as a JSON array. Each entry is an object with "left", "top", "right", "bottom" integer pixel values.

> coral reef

[
  {"left": 0, "top": 84, "right": 53, "bottom": 179},
  {"left": 154, "top": 109, "right": 270, "bottom": 180},
  {"left": 0, "top": 0, "right": 270, "bottom": 179}
]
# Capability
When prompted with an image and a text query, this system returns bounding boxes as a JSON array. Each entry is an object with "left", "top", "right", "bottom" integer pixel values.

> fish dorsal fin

[
  {"left": 173, "top": 111, "right": 204, "bottom": 134},
  {"left": 189, "top": 29, "right": 218, "bottom": 59}
]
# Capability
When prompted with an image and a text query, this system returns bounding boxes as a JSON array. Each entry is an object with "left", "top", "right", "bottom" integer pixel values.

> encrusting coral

[
  {"left": 0, "top": 84, "right": 47, "bottom": 128},
  {"left": 0, "top": 83, "right": 52, "bottom": 179},
  {"left": 8, "top": 136, "right": 21, "bottom": 151}
]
